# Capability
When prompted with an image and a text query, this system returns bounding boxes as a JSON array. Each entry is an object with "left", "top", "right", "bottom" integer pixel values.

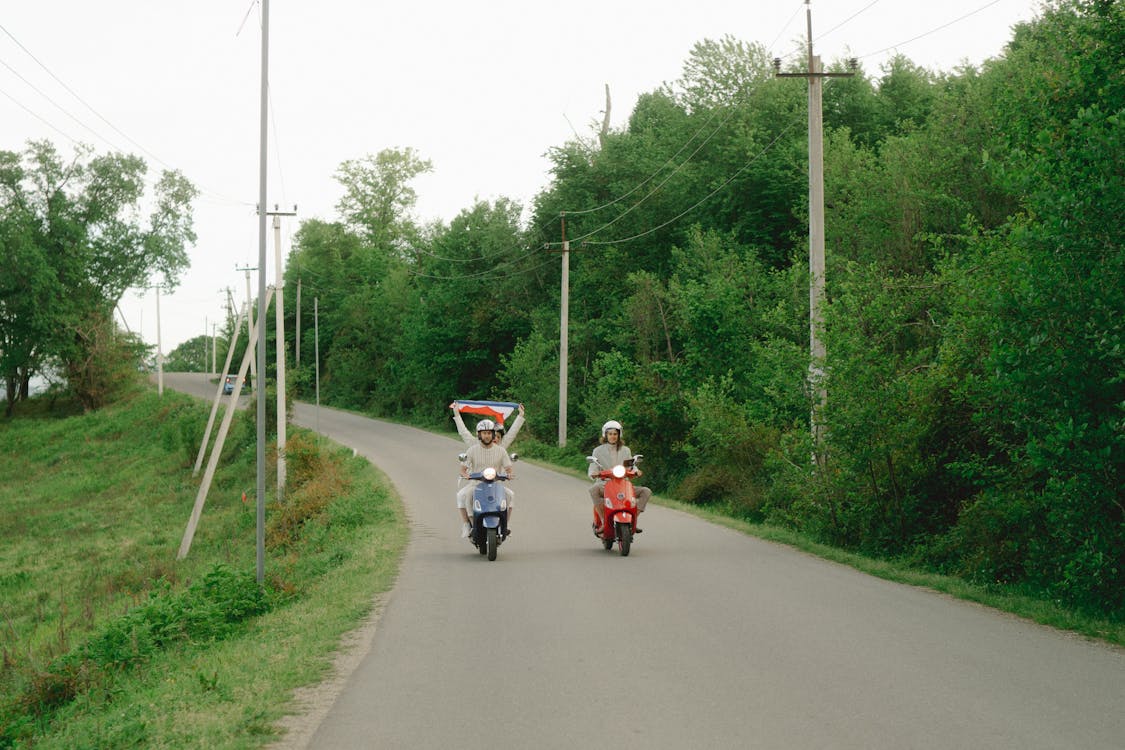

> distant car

[{"left": 222, "top": 374, "right": 243, "bottom": 395}]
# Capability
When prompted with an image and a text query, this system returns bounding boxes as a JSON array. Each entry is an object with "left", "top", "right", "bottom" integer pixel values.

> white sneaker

[{"left": 460, "top": 522, "right": 472, "bottom": 538}]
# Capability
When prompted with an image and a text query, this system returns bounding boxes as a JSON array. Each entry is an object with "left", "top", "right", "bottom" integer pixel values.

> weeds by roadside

[{"left": 0, "top": 391, "right": 407, "bottom": 748}]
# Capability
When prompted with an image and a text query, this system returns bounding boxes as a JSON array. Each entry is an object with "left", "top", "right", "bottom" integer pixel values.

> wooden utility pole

[
  {"left": 193, "top": 302, "right": 247, "bottom": 477},
  {"left": 775, "top": 0, "right": 854, "bottom": 465},
  {"left": 558, "top": 213, "right": 569, "bottom": 447},
  {"left": 179, "top": 291, "right": 272, "bottom": 560}
]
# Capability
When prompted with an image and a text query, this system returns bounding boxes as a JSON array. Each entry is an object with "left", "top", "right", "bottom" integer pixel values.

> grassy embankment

[{"left": 0, "top": 388, "right": 407, "bottom": 748}]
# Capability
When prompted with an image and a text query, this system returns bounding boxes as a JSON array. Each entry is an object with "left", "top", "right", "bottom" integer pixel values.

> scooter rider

[
  {"left": 588, "top": 420, "right": 651, "bottom": 530},
  {"left": 458, "top": 419, "right": 514, "bottom": 538}
]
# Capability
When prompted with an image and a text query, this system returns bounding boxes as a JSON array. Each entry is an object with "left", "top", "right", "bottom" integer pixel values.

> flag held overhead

[{"left": 451, "top": 400, "right": 519, "bottom": 426}]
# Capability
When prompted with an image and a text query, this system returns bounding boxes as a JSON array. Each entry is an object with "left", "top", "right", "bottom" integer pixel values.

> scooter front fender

[
  {"left": 613, "top": 511, "right": 634, "bottom": 525},
  {"left": 481, "top": 516, "right": 501, "bottom": 529}
]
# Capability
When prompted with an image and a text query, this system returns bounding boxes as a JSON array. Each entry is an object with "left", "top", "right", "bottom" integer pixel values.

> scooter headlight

[
  {"left": 482, "top": 467, "right": 497, "bottom": 481},
  {"left": 612, "top": 465, "right": 626, "bottom": 479}
]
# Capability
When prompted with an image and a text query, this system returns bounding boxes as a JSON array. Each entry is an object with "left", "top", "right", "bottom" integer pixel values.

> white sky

[{"left": 1, "top": 0, "right": 1043, "bottom": 354}]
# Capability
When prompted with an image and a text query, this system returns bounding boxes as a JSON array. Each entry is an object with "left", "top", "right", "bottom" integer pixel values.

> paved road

[{"left": 164, "top": 374, "right": 1125, "bottom": 749}]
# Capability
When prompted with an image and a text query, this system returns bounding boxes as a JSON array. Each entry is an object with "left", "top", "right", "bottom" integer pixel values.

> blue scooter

[{"left": 459, "top": 455, "right": 516, "bottom": 561}]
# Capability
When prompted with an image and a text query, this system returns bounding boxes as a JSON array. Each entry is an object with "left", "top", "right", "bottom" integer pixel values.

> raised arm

[
  {"left": 450, "top": 402, "right": 474, "bottom": 444},
  {"left": 501, "top": 404, "right": 525, "bottom": 448}
]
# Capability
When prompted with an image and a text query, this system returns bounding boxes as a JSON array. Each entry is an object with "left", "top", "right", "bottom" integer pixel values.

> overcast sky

[{"left": 2, "top": 0, "right": 1044, "bottom": 354}]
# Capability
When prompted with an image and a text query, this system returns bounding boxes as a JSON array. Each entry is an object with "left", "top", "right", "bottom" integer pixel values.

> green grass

[{"left": 0, "top": 388, "right": 408, "bottom": 748}]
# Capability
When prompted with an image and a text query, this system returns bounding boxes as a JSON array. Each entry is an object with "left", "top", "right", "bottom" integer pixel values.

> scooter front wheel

[
  {"left": 486, "top": 527, "right": 498, "bottom": 561},
  {"left": 616, "top": 522, "right": 632, "bottom": 557}
]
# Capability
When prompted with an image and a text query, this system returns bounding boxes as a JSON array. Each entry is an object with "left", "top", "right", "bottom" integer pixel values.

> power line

[
  {"left": 856, "top": 0, "right": 1004, "bottom": 61},
  {"left": 548, "top": 7, "right": 809, "bottom": 242},
  {"left": 814, "top": 0, "right": 884, "bottom": 43},
  {"left": 0, "top": 21, "right": 252, "bottom": 207},
  {"left": 575, "top": 120, "right": 800, "bottom": 247},
  {"left": 405, "top": 251, "right": 557, "bottom": 282}
]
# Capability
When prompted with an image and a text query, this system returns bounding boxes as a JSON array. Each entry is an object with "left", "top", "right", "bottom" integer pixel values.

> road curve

[{"left": 163, "top": 374, "right": 1125, "bottom": 749}]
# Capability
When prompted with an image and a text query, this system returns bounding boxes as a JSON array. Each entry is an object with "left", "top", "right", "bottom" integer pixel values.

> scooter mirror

[{"left": 510, "top": 453, "right": 519, "bottom": 462}]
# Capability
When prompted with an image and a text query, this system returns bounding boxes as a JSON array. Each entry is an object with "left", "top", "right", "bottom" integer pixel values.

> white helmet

[
  {"left": 601, "top": 420, "right": 623, "bottom": 438},
  {"left": 476, "top": 419, "right": 496, "bottom": 435}
]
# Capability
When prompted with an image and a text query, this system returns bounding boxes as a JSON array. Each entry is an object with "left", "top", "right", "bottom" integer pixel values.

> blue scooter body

[{"left": 464, "top": 468, "right": 510, "bottom": 559}]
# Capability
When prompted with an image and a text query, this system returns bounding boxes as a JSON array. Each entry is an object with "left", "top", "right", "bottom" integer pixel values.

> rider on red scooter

[{"left": 588, "top": 420, "right": 651, "bottom": 530}]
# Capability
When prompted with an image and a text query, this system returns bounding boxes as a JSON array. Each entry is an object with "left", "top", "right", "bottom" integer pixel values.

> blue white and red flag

[{"left": 451, "top": 399, "right": 519, "bottom": 426}]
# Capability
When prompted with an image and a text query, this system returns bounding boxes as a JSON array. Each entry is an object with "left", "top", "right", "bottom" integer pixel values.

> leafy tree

[
  {"left": 0, "top": 141, "right": 196, "bottom": 411},
  {"left": 874, "top": 55, "right": 936, "bottom": 135},
  {"left": 334, "top": 148, "right": 432, "bottom": 256},
  {"left": 0, "top": 172, "right": 55, "bottom": 410},
  {"left": 165, "top": 334, "right": 214, "bottom": 373},
  {"left": 672, "top": 36, "right": 774, "bottom": 113}
]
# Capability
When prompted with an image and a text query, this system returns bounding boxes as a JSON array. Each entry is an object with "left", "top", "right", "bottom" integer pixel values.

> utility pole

[
  {"left": 144, "top": 284, "right": 165, "bottom": 395},
  {"left": 314, "top": 296, "right": 320, "bottom": 437},
  {"left": 156, "top": 285, "right": 164, "bottom": 396},
  {"left": 557, "top": 213, "right": 569, "bottom": 448},
  {"left": 255, "top": 0, "right": 271, "bottom": 585},
  {"left": 266, "top": 203, "right": 297, "bottom": 503},
  {"left": 774, "top": 0, "right": 854, "bottom": 466},
  {"left": 295, "top": 277, "right": 301, "bottom": 371},
  {"left": 236, "top": 264, "right": 258, "bottom": 382}
]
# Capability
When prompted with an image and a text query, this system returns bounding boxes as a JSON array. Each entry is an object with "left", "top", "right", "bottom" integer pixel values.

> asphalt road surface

[{"left": 163, "top": 374, "right": 1125, "bottom": 749}]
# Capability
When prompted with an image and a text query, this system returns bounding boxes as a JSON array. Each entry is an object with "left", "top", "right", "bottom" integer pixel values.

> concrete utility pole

[
  {"left": 145, "top": 284, "right": 165, "bottom": 396},
  {"left": 314, "top": 296, "right": 321, "bottom": 437},
  {"left": 295, "top": 277, "right": 301, "bottom": 370},
  {"left": 236, "top": 264, "right": 258, "bottom": 382},
  {"left": 775, "top": 0, "right": 854, "bottom": 465},
  {"left": 266, "top": 204, "right": 297, "bottom": 503},
  {"left": 255, "top": 0, "right": 271, "bottom": 585},
  {"left": 558, "top": 213, "right": 569, "bottom": 448}
]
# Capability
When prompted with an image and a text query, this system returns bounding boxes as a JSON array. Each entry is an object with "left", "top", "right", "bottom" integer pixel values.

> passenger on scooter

[
  {"left": 451, "top": 402, "right": 525, "bottom": 449},
  {"left": 588, "top": 420, "right": 651, "bottom": 530},
  {"left": 457, "top": 419, "right": 515, "bottom": 538}
]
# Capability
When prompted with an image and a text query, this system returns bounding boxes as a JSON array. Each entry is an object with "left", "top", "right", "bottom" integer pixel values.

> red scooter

[{"left": 587, "top": 454, "right": 643, "bottom": 556}]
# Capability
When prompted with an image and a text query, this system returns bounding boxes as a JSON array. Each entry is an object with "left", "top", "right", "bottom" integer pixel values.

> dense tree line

[{"left": 280, "top": 1, "right": 1121, "bottom": 615}]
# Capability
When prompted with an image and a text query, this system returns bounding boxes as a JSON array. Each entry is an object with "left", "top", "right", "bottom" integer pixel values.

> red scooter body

[{"left": 588, "top": 456, "right": 642, "bottom": 556}]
